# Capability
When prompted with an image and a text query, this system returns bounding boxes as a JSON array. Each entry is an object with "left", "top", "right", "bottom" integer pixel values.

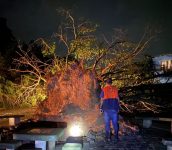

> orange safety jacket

[{"left": 102, "top": 85, "right": 118, "bottom": 99}]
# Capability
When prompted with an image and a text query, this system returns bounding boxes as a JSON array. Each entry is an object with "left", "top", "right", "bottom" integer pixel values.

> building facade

[{"left": 153, "top": 54, "right": 172, "bottom": 83}]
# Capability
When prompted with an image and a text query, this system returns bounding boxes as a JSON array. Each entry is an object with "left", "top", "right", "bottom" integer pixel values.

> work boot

[
  {"left": 104, "top": 135, "right": 111, "bottom": 143},
  {"left": 105, "top": 138, "right": 111, "bottom": 143},
  {"left": 112, "top": 135, "right": 119, "bottom": 143}
]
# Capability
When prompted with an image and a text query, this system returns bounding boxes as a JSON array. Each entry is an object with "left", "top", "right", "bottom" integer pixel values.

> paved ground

[
  {"left": 0, "top": 124, "right": 169, "bottom": 150},
  {"left": 88, "top": 134, "right": 166, "bottom": 150},
  {"left": 57, "top": 128, "right": 168, "bottom": 150},
  {"left": 88, "top": 128, "right": 169, "bottom": 150},
  {"left": 0, "top": 108, "right": 170, "bottom": 150}
]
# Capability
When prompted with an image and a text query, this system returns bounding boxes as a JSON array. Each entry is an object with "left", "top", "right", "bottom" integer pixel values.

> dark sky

[{"left": 0, "top": 0, "right": 172, "bottom": 56}]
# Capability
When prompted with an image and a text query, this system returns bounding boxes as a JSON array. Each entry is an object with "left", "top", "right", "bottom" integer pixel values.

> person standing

[{"left": 100, "top": 78, "right": 120, "bottom": 142}]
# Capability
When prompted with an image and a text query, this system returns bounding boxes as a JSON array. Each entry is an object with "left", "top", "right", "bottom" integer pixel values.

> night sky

[{"left": 0, "top": 0, "right": 172, "bottom": 56}]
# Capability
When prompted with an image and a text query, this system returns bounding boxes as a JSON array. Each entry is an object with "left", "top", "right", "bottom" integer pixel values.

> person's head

[{"left": 105, "top": 78, "right": 112, "bottom": 85}]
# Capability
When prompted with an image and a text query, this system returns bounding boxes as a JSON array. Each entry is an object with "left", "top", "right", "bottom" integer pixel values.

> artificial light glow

[{"left": 69, "top": 124, "right": 83, "bottom": 137}]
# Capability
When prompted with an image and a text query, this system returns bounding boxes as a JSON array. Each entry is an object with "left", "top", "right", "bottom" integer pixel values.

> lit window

[{"left": 161, "top": 60, "right": 172, "bottom": 71}]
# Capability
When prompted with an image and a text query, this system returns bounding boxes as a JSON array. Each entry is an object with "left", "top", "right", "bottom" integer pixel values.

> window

[{"left": 161, "top": 60, "right": 172, "bottom": 71}]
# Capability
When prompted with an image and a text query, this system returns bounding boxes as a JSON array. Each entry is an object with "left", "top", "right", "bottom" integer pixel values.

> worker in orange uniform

[{"left": 100, "top": 78, "right": 120, "bottom": 142}]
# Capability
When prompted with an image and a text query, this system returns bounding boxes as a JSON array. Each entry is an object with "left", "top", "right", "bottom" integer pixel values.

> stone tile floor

[
  {"left": 88, "top": 136, "right": 165, "bottom": 150},
  {"left": 57, "top": 129, "right": 167, "bottom": 150},
  {"left": 87, "top": 129, "right": 167, "bottom": 150}
]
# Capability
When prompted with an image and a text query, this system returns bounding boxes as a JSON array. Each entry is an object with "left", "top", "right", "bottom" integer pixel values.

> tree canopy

[{"left": 0, "top": 11, "right": 160, "bottom": 114}]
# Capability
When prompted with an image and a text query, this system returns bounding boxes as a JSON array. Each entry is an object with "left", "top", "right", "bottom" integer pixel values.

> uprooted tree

[{"left": 11, "top": 10, "right": 158, "bottom": 118}]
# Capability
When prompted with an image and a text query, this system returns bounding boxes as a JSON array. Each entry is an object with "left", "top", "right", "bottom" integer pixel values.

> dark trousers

[{"left": 104, "top": 110, "right": 119, "bottom": 139}]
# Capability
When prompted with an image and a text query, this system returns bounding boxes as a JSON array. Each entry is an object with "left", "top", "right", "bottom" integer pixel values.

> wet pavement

[
  {"left": 56, "top": 128, "right": 168, "bottom": 150},
  {"left": 87, "top": 128, "right": 168, "bottom": 150},
  {"left": 0, "top": 116, "right": 170, "bottom": 150},
  {"left": 88, "top": 135, "right": 165, "bottom": 150}
]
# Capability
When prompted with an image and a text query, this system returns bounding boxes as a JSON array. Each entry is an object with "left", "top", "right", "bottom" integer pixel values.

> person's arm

[
  {"left": 99, "top": 90, "right": 104, "bottom": 111},
  {"left": 100, "top": 98, "right": 104, "bottom": 109},
  {"left": 117, "top": 97, "right": 120, "bottom": 113},
  {"left": 117, "top": 89, "right": 120, "bottom": 113}
]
